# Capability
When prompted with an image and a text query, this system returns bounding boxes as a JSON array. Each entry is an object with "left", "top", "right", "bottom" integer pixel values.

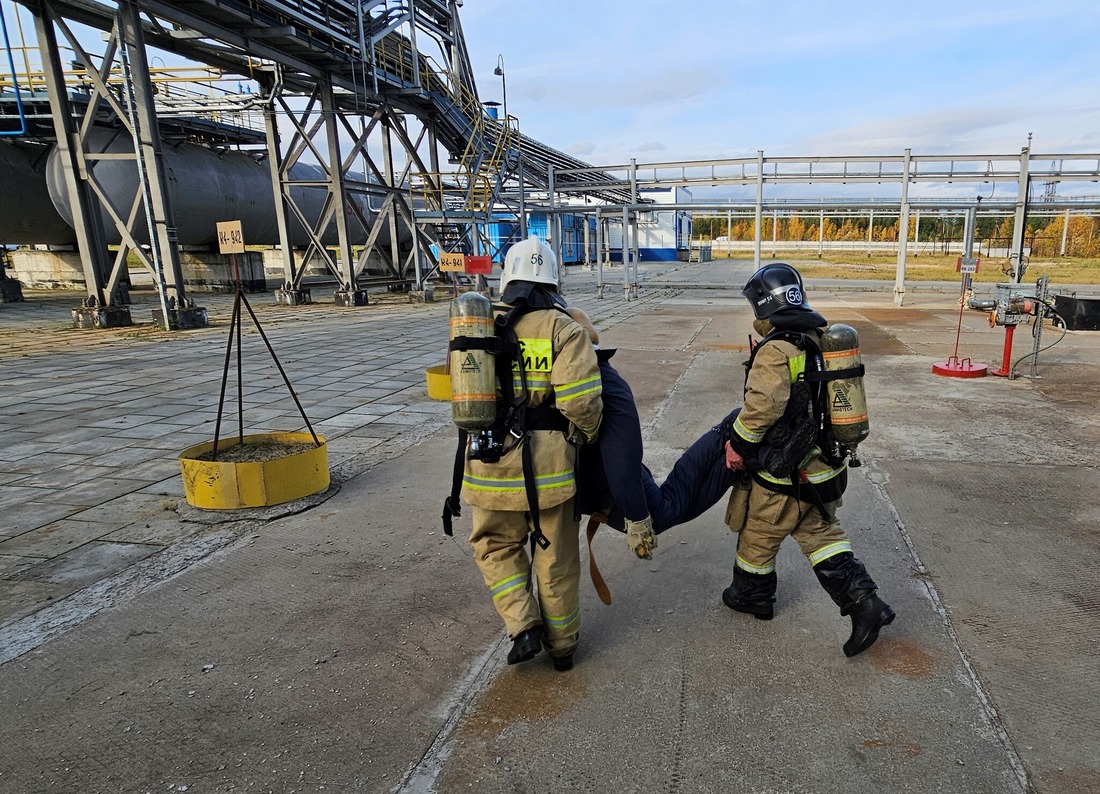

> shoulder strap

[
  {"left": 744, "top": 330, "right": 811, "bottom": 395},
  {"left": 496, "top": 304, "right": 552, "bottom": 550},
  {"left": 441, "top": 428, "right": 468, "bottom": 537}
]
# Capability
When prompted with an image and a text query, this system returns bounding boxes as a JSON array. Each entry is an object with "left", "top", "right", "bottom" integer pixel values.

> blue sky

[{"left": 460, "top": 1, "right": 1100, "bottom": 165}]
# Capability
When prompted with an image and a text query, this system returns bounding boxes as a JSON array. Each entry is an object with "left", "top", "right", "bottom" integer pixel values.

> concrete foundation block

[
  {"left": 275, "top": 288, "right": 311, "bottom": 306},
  {"left": 71, "top": 305, "right": 133, "bottom": 329},
  {"left": 10, "top": 249, "right": 85, "bottom": 289},
  {"left": 1, "top": 274, "right": 24, "bottom": 302},
  {"left": 179, "top": 252, "right": 266, "bottom": 293},
  {"left": 152, "top": 306, "right": 209, "bottom": 330},
  {"left": 334, "top": 290, "right": 369, "bottom": 307}
]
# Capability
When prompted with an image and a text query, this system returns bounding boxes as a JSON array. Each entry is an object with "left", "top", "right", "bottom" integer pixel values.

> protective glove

[
  {"left": 567, "top": 418, "right": 601, "bottom": 445},
  {"left": 625, "top": 516, "right": 657, "bottom": 560}
]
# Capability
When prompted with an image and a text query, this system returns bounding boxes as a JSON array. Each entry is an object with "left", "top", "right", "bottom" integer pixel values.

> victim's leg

[{"left": 648, "top": 417, "right": 737, "bottom": 533}]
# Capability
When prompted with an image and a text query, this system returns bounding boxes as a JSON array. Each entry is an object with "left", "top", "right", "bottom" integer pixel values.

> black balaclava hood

[
  {"left": 768, "top": 306, "right": 828, "bottom": 333},
  {"left": 500, "top": 280, "right": 566, "bottom": 310}
]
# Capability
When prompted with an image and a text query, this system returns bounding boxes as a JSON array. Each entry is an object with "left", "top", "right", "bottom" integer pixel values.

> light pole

[
  {"left": 494, "top": 53, "right": 525, "bottom": 237},
  {"left": 493, "top": 54, "right": 507, "bottom": 121}
]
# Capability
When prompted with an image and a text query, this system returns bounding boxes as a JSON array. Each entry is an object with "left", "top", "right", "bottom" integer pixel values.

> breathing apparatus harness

[
  {"left": 739, "top": 328, "right": 865, "bottom": 516},
  {"left": 442, "top": 291, "right": 572, "bottom": 549}
]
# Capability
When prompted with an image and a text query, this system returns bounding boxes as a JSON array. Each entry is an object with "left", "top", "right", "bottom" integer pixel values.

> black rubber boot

[
  {"left": 813, "top": 552, "right": 895, "bottom": 656},
  {"left": 550, "top": 653, "right": 574, "bottom": 672},
  {"left": 506, "top": 627, "right": 544, "bottom": 665},
  {"left": 721, "top": 567, "right": 777, "bottom": 620},
  {"left": 844, "top": 593, "right": 896, "bottom": 657}
]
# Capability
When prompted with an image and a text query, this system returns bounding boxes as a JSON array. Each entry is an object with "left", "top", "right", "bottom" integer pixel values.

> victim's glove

[{"left": 625, "top": 516, "right": 657, "bottom": 560}]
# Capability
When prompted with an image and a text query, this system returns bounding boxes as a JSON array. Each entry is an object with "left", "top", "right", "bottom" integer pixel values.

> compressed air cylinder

[
  {"left": 449, "top": 292, "right": 497, "bottom": 430},
  {"left": 820, "top": 323, "right": 870, "bottom": 446}
]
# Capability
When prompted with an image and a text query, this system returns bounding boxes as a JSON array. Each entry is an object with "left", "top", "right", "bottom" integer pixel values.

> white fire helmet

[{"left": 500, "top": 236, "right": 559, "bottom": 293}]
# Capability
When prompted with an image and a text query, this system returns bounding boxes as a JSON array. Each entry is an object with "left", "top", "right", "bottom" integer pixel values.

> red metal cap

[{"left": 932, "top": 357, "right": 989, "bottom": 378}]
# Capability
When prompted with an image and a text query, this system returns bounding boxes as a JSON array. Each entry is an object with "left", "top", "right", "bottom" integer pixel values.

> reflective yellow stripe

[
  {"left": 802, "top": 464, "right": 846, "bottom": 483},
  {"left": 788, "top": 352, "right": 807, "bottom": 383},
  {"left": 809, "top": 541, "right": 853, "bottom": 566},
  {"left": 555, "top": 374, "right": 601, "bottom": 402},
  {"left": 756, "top": 461, "right": 846, "bottom": 486},
  {"left": 733, "top": 413, "right": 765, "bottom": 443},
  {"left": 735, "top": 555, "right": 775, "bottom": 575},
  {"left": 513, "top": 374, "right": 552, "bottom": 389},
  {"left": 463, "top": 469, "right": 574, "bottom": 493},
  {"left": 545, "top": 607, "right": 579, "bottom": 629},
  {"left": 490, "top": 573, "right": 529, "bottom": 599}
]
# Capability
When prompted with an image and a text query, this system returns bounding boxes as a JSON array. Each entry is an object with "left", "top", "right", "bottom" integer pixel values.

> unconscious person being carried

[{"left": 566, "top": 308, "right": 738, "bottom": 559}]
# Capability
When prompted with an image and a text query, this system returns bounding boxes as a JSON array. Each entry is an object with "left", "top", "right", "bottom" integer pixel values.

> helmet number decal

[
  {"left": 530, "top": 252, "right": 543, "bottom": 274},
  {"left": 785, "top": 286, "right": 803, "bottom": 305}
]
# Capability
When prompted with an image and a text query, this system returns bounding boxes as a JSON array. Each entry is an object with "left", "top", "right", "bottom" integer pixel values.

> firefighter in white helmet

[
  {"left": 722, "top": 263, "right": 895, "bottom": 657},
  {"left": 461, "top": 237, "right": 602, "bottom": 672}
]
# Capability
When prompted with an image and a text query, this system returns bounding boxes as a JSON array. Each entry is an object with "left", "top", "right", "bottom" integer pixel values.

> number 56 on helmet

[{"left": 500, "top": 236, "right": 559, "bottom": 294}]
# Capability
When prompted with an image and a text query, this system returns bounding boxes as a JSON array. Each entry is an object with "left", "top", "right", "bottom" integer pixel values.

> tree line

[{"left": 694, "top": 213, "right": 1100, "bottom": 257}]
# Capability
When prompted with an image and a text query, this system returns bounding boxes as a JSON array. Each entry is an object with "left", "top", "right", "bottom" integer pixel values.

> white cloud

[
  {"left": 461, "top": 1, "right": 1100, "bottom": 166},
  {"left": 568, "top": 141, "right": 598, "bottom": 157}
]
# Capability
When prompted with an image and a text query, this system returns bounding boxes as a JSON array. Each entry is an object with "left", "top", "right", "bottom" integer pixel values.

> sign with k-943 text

[{"left": 216, "top": 221, "right": 245, "bottom": 254}]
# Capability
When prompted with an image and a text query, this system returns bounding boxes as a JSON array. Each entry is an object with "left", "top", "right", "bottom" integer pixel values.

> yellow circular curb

[
  {"left": 179, "top": 432, "right": 329, "bottom": 510},
  {"left": 425, "top": 364, "right": 452, "bottom": 401}
]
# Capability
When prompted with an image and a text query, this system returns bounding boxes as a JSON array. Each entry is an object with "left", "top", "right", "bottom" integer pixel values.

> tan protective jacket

[
  {"left": 731, "top": 319, "right": 844, "bottom": 489},
  {"left": 462, "top": 306, "right": 603, "bottom": 511}
]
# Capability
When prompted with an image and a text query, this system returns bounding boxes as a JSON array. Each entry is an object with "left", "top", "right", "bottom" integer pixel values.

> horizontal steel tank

[
  {"left": 42, "top": 128, "right": 407, "bottom": 248},
  {"left": 0, "top": 140, "right": 78, "bottom": 245}
]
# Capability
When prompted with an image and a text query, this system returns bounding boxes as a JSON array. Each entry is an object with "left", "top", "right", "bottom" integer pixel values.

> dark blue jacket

[{"left": 576, "top": 350, "right": 735, "bottom": 533}]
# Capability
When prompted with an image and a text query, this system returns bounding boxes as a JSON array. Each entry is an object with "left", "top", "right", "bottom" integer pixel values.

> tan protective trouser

[
  {"left": 470, "top": 499, "right": 581, "bottom": 657},
  {"left": 734, "top": 484, "right": 851, "bottom": 573}
]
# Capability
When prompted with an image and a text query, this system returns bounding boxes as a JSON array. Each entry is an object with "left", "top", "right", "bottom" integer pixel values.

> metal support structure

[
  {"left": 961, "top": 204, "right": 977, "bottom": 296},
  {"left": 18, "top": 0, "right": 1100, "bottom": 316},
  {"left": 595, "top": 208, "right": 605, "bottom": 298},
  {"left": 31, "top": 0, "right": 206, "bottom": 328},
  {"left": 15, "top": 0, "right": 556, "bottom": 310},
  {"left": 1009, "top": 145, "right": 1031, "bottom": 283},
  {"left": 629, "top": 157, "right": 639, "bottom": 296},
  {"left": 32, "top": 0, "right": 114, "bottom": 315},
  {"left": 548, "top": 163, "right": 559, "bottom": 265},
  {"left": 621, "top": 206, "right": 630, "bottom": 300},
  {"left": 319, "top": 80, "right": 355, "bottom": 292},
  {"left": 518, "top": 157, "right": 527, "bottom": 237},
  {"left": 263, "top": 88, "right": 299, "bottom": 294},
  {"left": 753, "top": 149, "right": 763, "bottom": 268},
  {"left": 894, "top": 148, "right": 912, "bottom": 307},
  {"left": 117, "top": 0, "right": 192, "bottom": 324}
]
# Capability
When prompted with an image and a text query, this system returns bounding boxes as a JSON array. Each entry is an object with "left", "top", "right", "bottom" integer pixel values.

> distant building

[{"left": 608, "top": 186, "right": 692, "bottom": 261}]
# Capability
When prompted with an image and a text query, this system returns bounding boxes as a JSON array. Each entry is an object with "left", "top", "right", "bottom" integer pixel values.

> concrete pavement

[{"left": 1, "top": 259, "right": 1097, "bottom": 793}]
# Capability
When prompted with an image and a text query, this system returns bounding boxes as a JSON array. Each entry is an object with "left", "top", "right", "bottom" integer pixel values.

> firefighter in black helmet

[{"left": 722, "top": 263, "right": 895, "bottom": 657}]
